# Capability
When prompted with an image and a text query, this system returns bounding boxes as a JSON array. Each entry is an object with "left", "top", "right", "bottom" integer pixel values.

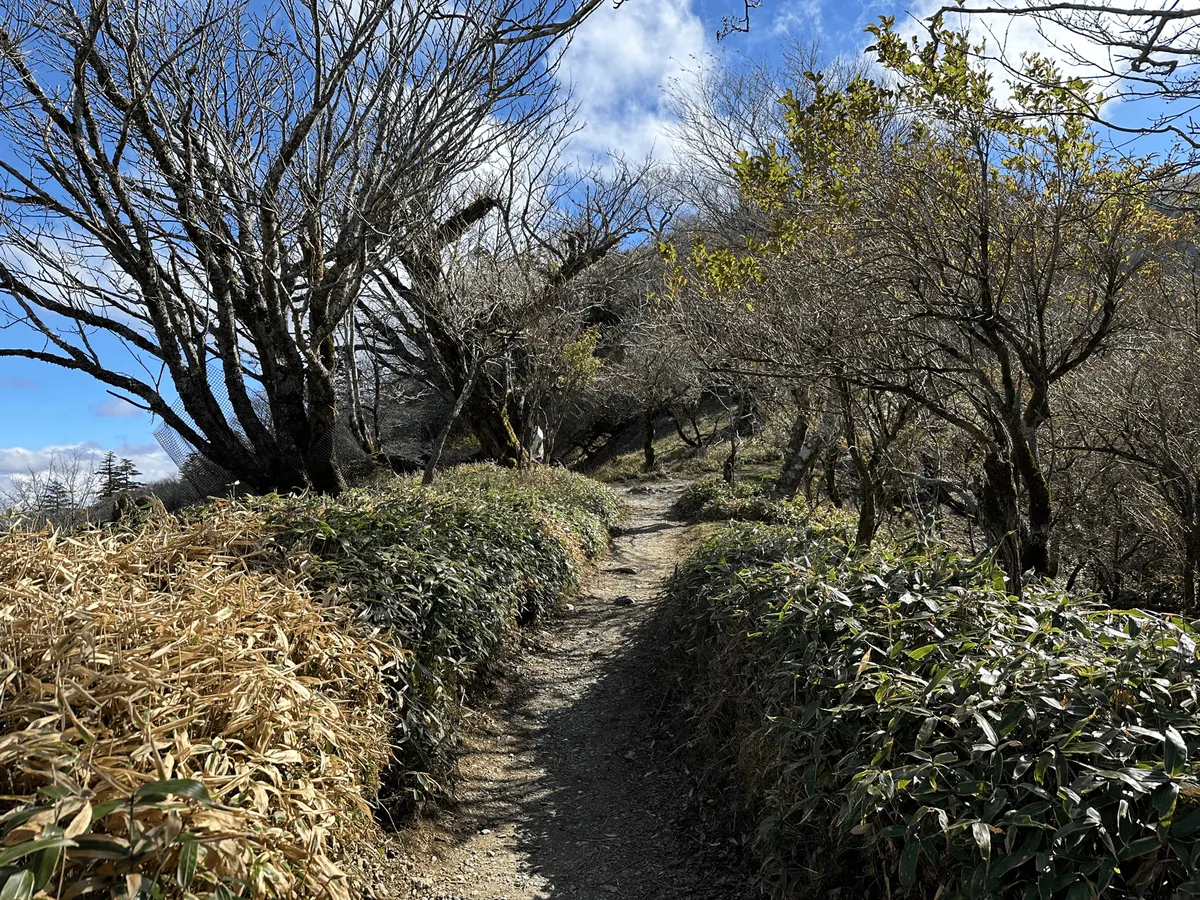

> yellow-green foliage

[
  {"left": 558, "top": 328, "right": 604, "bottom": 390},
  {"left": 666, "top": 17, "right": 1176, "bottom": 309}
]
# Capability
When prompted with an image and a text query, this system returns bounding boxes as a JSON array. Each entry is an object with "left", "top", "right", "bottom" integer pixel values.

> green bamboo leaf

[
  {"left": 1035, "top": 749, "right": 1054, "bottom": 785},
  {"left": 1171, "top": 804, "right": 1200, "bottom": 837},
  {"left": 989, "top": 849, "right": 1036, "bottom": 881},
  {"left": 917, "top": 716, "right": 938, "bottom": 748},
  {"left": 89, "top": 800, "right": 126, "bottom": 822},
  {"left": 176, "top": 840, "right": 199, "bottom": 889},
  {"left": 0, "top": 871, "right": 33, "bottom": 900},
  {"left": 971, "top": 821, "right": 992, "bottom": 860},
  {"left": 974, "top": 711, "right": 998, "bottom": 747},
  {"left": 1120, "top": 835, "right": 1162, "bottom": 860},
  {"left": 1096, "top": 858, "right": 1116, "bottom": 892},
  {"left": 1152, "top": 782, "right": 1178, "bottom": 820},
  {"left": 29, "top": 825, "right": 63, "bottom": 891},
  {"left": 1165, "top": 726, "right": 1188, "bottom": 778},
  {"left": 899, "top": 838, "right": 920, "bottom": 888},
  {"left": 0, "top": 838, "right": 78, "bottom": 869},
  {"left": 997, "top": 703, "right": 1027, "bottom": 737},
  {"left": 132, "top": 779, "right": 212, "bottom": 804}
]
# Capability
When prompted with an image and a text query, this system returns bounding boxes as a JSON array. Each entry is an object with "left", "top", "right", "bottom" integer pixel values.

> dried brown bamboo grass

[{"left": 0, "top": 505, "right": 400, "bottom": 899}]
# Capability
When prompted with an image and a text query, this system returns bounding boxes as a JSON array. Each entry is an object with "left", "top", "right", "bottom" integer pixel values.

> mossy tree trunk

[{"left": 466, "top": 380, "right": 526, "bottom": 467}]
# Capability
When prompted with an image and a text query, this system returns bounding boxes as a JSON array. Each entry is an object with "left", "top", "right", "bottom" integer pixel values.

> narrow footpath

[{"left": 391, "top": 483, "right": 756, "bottom": 900}]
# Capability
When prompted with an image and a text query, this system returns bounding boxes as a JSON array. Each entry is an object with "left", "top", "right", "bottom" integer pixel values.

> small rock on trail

[{"left": 388, "top": 483, "right": 757, "bottom": 900}]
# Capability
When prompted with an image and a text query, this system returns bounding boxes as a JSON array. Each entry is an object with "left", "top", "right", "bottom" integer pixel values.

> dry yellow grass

[{"left": 0, "top": 505, "right": 400, "bottom": 899}]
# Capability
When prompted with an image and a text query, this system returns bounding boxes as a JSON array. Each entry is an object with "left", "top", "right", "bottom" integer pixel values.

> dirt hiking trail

[{"left": 389, "top": 483, "right": 757, "bottom": 900}]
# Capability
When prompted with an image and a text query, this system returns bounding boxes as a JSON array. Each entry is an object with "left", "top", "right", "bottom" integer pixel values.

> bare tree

[
  {"left": 1054, "top": 240, "right": 1200, "bottom": 608},
  {"left": 835, "top": 381, "right": 917, "bottom": 549},
  {"left": 1, "top": 447, "right": 100, "bottom": 528},
  {"left": 939, "top": 2, "right": 1200, "bottom": 148},
  {"left": 0, "top": 0, "right": 610, "bottom": 494},
  {"left": 608, "top": 309, "right": 708, "bottom": 470},
  {"left": 359, "top": 157, "right": 670, "bottom": 468}
]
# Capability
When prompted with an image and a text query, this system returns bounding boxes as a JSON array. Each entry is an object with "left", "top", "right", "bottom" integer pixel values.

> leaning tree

[
  {"left": 0, "top": 0, "right": 609, "bottom": 493},
  {"left": 356, "top": 157, "right": 668, "bottom": 467}
]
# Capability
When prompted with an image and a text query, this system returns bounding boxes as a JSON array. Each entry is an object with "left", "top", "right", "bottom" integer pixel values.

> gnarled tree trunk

[
  {"left": 466, "top": 383, "right": 525, "bottom": 467},
  {"left": 775, "top": 391, "right": 837, "bottom": 501},
  {"left": 979, "top": 451, "right": 1023, "bottom": 592}
]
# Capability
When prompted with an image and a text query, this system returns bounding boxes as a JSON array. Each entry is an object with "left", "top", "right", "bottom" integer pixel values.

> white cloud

[
  {"left": 771, "top": 0, "right": 823, "bottom": 40},
  {"left": 0, "top": 441, "right": 177, "bottom": 499},
  {"left": 557, "top": 0, "right": 711, "bottom": 164},
  {"left": 92, "top": 397, "right": 144, "bottom": 419},
  {"left": 905, "top": 0, "right": 1181, "bottom": 108}
]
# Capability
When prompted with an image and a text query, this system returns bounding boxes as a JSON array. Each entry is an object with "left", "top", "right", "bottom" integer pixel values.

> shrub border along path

[
  {"left": 666, "top": 520, "right": 1200, "bottom": 900},
  {"left": 0, "top": 465, "right": 622, "bottom": 900},
  {"left": 388, "top": 482, "right": 758, "bottom": 900}
]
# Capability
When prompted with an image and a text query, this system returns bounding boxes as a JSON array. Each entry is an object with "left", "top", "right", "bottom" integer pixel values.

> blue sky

[
  {"left": 0, "top": 0, "right": 1176, "bottom": 485},
  {"left": 0, "top": 337, "right": 176, "bottom": 483}
]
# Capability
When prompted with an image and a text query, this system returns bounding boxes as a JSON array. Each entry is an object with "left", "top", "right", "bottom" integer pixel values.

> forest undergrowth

[
  {"left": 665, "top": 516, "right": 1200, "bottom": 899},
  {"left": 0, "top": 465, "right": 618, "bottom": 900}
]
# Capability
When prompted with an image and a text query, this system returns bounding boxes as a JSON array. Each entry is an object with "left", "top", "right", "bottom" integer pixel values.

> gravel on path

[{"left": 379, "top": 482, "right": 757, "bottom": 900}]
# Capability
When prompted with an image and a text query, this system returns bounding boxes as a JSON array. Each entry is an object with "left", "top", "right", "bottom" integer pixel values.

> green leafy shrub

[
  {"left": 440, "top": 463, "right": 623, "bottom": 559},
  {"left": 0, "top": 465, "right": 618, "bottom": 898},
  {"left": 672, "top": 474, "right": 804, "bottom": 525},
  {"left": 668, "top": 523, "right": 1200, "bottom": 899},
  {"left": 255, "top": 464, "right": 620, "bottom": 810}
]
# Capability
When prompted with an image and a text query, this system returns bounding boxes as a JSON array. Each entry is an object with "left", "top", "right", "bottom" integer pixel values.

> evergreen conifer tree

[
  {"left": 43, "top": 479, "right": 71, "bottom": 510},
  {"left": 118, "top": 458, "right": 142, "bottom": 492},
  {"left": 96, "top": 452, "right": 124, "bottom": 499}
]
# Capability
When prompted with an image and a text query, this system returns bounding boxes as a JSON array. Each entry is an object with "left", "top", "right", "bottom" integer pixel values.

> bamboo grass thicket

[
  {"left": 0, "top": 465, "right": 620, "bottom": 899},
  {"left": 668, "top": 521, "right": 1200, "bottom": 899}
]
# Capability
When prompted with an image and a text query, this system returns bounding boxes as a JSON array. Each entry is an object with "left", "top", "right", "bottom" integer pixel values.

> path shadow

[
  {"left": 447, "top": 572, "right": 757, "bottom": 899},
  {"left": 611, "top": 521, "right": 679, "bottom": 538}
]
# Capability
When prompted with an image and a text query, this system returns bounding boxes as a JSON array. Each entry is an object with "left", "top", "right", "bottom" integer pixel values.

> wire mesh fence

[{"left": 154, "top": 367, "right": 372, "bottom": 496}]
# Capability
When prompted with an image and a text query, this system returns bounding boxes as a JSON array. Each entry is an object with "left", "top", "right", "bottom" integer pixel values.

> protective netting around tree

[{"left": 154, "top": 368, "right": 370, "bottom": 496}]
